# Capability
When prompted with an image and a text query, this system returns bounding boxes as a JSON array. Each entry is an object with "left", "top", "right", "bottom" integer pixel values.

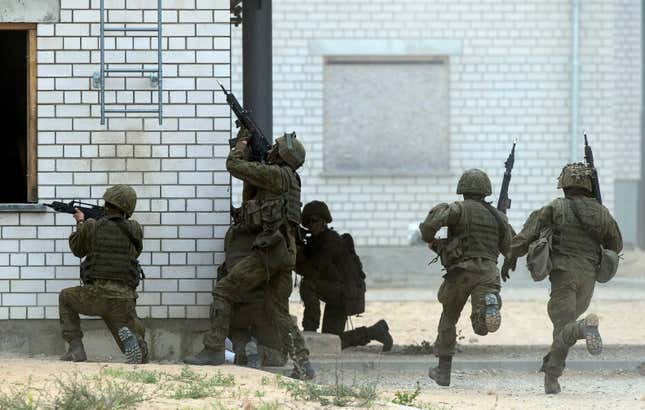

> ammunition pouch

[
  {"left": 253, "top": 230, "right": 291, "bottom": 274},
  {"left": 242, "top": 199, "right": 285, "bottom": 232},
  {"left": 527, "top": 227, "right": 553, "bottom": 282},
  {"left": 433, "top": 236, "right": 465, "bottom": 269}
]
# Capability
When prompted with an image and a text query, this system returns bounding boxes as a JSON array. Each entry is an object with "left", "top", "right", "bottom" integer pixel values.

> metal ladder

[{"left": 93, "top": 0, "right": 163, "bottom": 125}]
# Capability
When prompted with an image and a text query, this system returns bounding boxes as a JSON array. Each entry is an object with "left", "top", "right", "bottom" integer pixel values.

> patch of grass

[
  {"left": 166, "top": 367, "right": 235, "bottom": 400},
  {"left": 256, "top": 401, "right": 281, "bottom": 410},
  {"left": 392, "top": 382, "right": 421, "bottom": 406},
  {"left": 101, "top": 367, "right": 161, "bottom": 384},
  {"left": 274, "top": 375, "right": 377, "bottom": 408},
  {"left": 53, "top": 373, "right": 146, "bottom": 410},
  {"left": 255, "top": 390, "right": 266, "bottom": 397},
  {"left": 0, "top": 387, "right": 41, "bottom": 410}
]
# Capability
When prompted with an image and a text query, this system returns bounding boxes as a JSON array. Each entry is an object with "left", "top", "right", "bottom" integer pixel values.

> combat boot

[
  {"left": 579, "top": 313, "right": 602, "bottom": 356},
  {"left": 367, "top": 320, "right": 394, "bottom": 352},
  {"left": 289, "top": 360, "right": 316, "bottom": 380},
  {"left": 118, "top": 327, "right": 143, "bottom": 364},
  {"left": 484, "top": 293, "right": 501, "bottom": 333},
  {"left": 428, "top": 356, "right": 452, "bottom": 386},
  {"left": 544, "top": 373, "right": 561, "bottom": 394},
  {"left": 184, "top": 348, "right": 226, "bottom": 366},
  {"left": 60, "top": 339, "right": 87, "bottom": 362}
]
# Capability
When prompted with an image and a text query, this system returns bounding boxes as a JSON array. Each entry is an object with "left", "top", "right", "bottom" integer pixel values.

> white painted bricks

[{"left": 0, "top": 0, "right": 231, "bottom": 319}]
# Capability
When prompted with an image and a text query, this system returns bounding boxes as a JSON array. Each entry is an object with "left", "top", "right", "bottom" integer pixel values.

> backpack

[{"left": 339, "top": 233, "right": 366, "bottom": 316}]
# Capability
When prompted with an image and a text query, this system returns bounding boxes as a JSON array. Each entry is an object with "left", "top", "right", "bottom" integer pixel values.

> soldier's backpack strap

[{"left": 481, "top": 201, "right": 507, "bottom": 247}]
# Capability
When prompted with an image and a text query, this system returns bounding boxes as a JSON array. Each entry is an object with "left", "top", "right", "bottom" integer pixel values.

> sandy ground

[
  {"left": 289, "top": 299, "right": 645, "bottom": 347},
  {"left": 0, "top": 357, "right": 643, "bottom": 410}
]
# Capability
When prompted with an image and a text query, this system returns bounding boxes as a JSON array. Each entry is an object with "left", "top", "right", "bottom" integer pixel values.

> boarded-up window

[{"left": 323, "top": 56, "right": 449, "bottom": 176}]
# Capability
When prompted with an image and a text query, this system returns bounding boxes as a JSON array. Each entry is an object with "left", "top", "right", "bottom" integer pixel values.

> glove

[{"left": 501, "top": 257, "right": 517, "bottom": 282}]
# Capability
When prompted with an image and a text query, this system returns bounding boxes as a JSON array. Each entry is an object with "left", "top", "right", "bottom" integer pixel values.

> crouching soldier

[
  {"left": 419, "top": 169, "right": 512, "bottom": 386},
  {"left": 59, "top": 184, "right": 147, "bottom": 364},
  {"left": 296, "top": 201, "right": 393, "bottom": 351},
  {"left": 503, "top": 163, "right": 622, "bottom": 394}
]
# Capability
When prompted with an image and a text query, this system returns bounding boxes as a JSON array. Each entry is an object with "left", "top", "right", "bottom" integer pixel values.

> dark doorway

[{"left": 0, "top": 30, "right": 28, "bottom": 203}]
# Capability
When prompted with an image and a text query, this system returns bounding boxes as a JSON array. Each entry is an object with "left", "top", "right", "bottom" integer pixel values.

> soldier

[
  {"left": 59, "top": 184, "right": 147, "bottom": 364},
  {"left": 296, "top": 200, "right": 393, "bottom": 351},
  {"left": 185, "top": 128, "right": 315, "bottom": 380},
  {"left": 419, "top": 169, "right": 512, "bottom": 386},
  {"left": 503, "top": 163, "right": 622, "bottom": 394}
]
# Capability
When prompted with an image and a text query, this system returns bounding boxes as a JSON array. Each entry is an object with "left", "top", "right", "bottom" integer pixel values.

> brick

[
  {"left": 162, "top": 292, "right": 195, "bottom": 305},
  {"left": 3, "top": 294, "right": 37, "bottom": 306},
  {"left": 11, "top": 280, "right": 46, "bottom": 293}
]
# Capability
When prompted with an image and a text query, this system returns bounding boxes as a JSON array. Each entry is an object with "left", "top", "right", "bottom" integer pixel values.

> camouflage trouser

[
  {"left": 204, "top": 250, "right": 309, "bottom": 366},
  {"left": 58, "top": 285, "right": 147, "bottom": 357},
  {"left": 434, "top": 270, "right": 501, "bottom": 357},
  {"left": 542, "top": 269, "right": 596, "bottom": 377}
]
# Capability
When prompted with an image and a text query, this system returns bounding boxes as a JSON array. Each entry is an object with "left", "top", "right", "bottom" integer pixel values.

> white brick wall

[
  {"left": 232, "top": 0, "right": 641, "bottom": 245},
  {"left": 0, "top": 1, "right": 231, "bottom": 319}
]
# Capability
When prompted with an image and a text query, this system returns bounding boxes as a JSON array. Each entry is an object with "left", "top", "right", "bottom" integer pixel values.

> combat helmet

[
  {"left": 275, "top": 132, "right": 305, "bottom": 169},
  {"left": 302, "top": 200, "right": 332, "bottom": 224},
  {"left": 557, "top": 163, "right": 592, "bottom": 193},
  {"left": 103, "top": 184, "right": 137, "bottom": 217},
  {"left": 456, "top": 169, "right": 492, "bottom": 197}
]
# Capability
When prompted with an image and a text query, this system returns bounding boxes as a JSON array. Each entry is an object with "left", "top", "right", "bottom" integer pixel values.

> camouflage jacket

[{"left": 510, "top": 195, "right": 623, "bottom": 275}]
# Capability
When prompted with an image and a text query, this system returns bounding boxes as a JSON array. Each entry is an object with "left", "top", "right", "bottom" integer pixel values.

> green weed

[
  {"left": 392, "top": 382, "right": 421, "bottom": 406},
  {"left": 101, "top": 367, "right": 161, "bottom": 384},
  {"left": 53, "top": 373, "right": 145, "bottom": 410}
]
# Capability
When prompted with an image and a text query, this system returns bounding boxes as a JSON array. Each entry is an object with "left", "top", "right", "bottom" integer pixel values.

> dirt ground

[
  {"left": 289, "top": 299, "right": 645, "bottom": 347},
  {"left": 1, "top": 357, "right": 644, "bottom": 410}
]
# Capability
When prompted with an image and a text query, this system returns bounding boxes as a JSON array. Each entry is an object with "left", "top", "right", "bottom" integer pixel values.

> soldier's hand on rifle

[
  {"left": 236, "top": 126, "right": 251, "bottom": 142},
  {"left": 73, "top": 208, "right": 85, "bottom": 224}
]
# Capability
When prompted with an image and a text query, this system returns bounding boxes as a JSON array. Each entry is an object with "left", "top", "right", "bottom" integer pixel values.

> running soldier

[
  {"left": 503, "top": 163, "right": 622, "bottom": 394},
  {"left": 419, "top": 169, "right": 513, "bottom": 386}
]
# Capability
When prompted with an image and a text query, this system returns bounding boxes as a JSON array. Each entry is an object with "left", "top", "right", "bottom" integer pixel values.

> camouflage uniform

[
  {"left": 419, "top": 169, "right": 512, "bottom": 386},
  {"left": 186, "top": 131, "right": 312, "bottom": 378},
  {"left": 59, "top": 185, "right": 147, "bottom": 363},
  {"left": 507, "top": 163, "right": 622, "bottom": 393}
]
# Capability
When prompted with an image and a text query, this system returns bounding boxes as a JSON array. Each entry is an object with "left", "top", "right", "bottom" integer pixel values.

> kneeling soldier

[
  {"left": 296, "top": 201, "right": 393, "bottom": 351},
  {"left": 59, "top": 184, "right": 147, "bottom": 364},
  {"left": 419, "top": 169, "right": 512, "bottom": 386},
  {"left": 503, "top": 163, "right": 622, "bottom": 394}
]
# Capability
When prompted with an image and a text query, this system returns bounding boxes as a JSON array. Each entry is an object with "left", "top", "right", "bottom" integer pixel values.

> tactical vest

[
  {"left": 242, "top": 166, "right": 302, "bottom": 232},
  {"left": 81, "top": 217, "right": 140, "bottom": 288},
  {"left": 552, "top": 198, "right": 600, "bottom": 263},
  {"left": 448, "top": 200, "right": 501, "bottom": 262}
]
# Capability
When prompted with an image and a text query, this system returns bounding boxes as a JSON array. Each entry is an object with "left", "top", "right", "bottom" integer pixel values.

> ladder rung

[
  {"left": 105, "top": 68, "right": 159, "bottom": 73},
  {"left": 105, "top": 108, "right": 160, "bottom": 113},
  {"left": 104, "top": 26, "right": 160, "bottom": 32}
]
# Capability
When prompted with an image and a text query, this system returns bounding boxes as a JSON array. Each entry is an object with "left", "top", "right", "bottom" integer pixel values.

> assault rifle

[
  {"left": 217, "top": 81, "right": 272, "bottom": 163},
  {"left": 43, "top": 200, "right": 104, "bottom": 220},
  {"left": 583, "top": 134, "right": 602, "bottom": 204},
  {"left": 497, "top": 140, "right": 516, "bottom": 214}
]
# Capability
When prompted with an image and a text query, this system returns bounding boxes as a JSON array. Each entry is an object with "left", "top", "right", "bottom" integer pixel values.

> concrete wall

[
  {"left": 232, "top": 0, "right": 642, "bottom": 245},
  {"left": 0, "top": 0, "right": 60, "bottom": 23},
  {"left": 0, "top": 0, "right": 231, "bottom": 320}
]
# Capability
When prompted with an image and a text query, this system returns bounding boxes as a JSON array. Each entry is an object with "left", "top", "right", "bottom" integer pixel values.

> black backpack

[{"left": 340, "top": 233, "right": 366, "bottom": 316}]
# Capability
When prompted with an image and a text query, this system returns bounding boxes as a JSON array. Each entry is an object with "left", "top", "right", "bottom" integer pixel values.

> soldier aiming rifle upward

[{"left": 217, "top": 81, "right": 271, "bottom": 163}]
